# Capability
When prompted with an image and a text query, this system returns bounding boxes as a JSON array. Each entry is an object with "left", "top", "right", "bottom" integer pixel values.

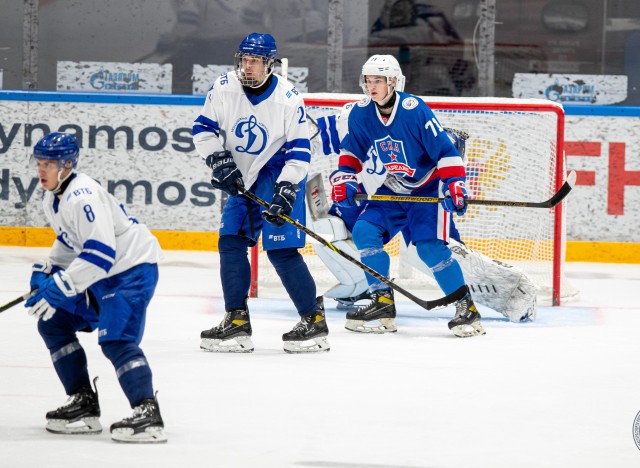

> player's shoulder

[
  {"left": 62, "top": 173, "right": 103, "bottom": 205},
  {"left": 397, "top": 92, "right": 425, "bottom": 112},
  {"left": 209, "top": 71, "right": 240, "bottom": 95},
  {"left": 273, "top": 75, "right": 304, "bottom": 106}
]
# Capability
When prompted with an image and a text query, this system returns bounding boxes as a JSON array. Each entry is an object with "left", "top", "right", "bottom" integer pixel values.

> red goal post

[{"left": 250, "top": 94, "right": 574, "bottom": 306}]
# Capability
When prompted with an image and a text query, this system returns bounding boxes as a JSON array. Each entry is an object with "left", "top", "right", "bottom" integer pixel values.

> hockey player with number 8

[
  {"left": 25, "top": 132, "right": 166, "bottom": 443},
  {"left": 192, "top": 32, "right": 329, "bottom": 354},
  {"left": 330, "top": 55, "right": 485, "bottom": 338}
]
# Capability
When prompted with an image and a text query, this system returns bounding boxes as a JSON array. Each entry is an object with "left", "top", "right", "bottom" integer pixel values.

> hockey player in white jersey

[
  {"left": 330, "top": 54, "right": 485, "bottom": 337},
  {"left": 25, "top": 132, "right": 166, "bottom": 443},
  {"left": 192, "top": 32, "right": 329, "bottom": 353}
]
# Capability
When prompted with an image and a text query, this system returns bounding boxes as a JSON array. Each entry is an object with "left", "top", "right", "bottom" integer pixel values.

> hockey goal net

[{"left": 250, "top": 93, "right": 576, "bottom": 306}]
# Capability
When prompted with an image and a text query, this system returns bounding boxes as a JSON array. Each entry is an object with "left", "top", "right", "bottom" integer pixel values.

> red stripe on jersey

[
  {"left": 337, "top": 154, "right": 362, "bottom": 173},
  {"left": 438, "top": 165, "right": 466, "bottom": 180}
]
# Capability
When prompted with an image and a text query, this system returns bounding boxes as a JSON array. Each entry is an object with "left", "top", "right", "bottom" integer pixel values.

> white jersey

[
  {"left": 43, "top": 173, "right": 162, "bottom": 293},
  {"left": 192, "top": 72, "right": 311, "bottom": 189}
]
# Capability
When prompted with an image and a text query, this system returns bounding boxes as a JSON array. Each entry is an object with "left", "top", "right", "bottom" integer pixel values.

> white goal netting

[{"left": 252, "top": 94, "right": 577, "bottom": 305}]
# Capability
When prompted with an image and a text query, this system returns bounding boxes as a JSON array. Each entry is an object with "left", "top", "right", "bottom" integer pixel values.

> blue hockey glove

[
  {"left": 442, "top": 179, "right": 468, "bottom": 216},
  {"left": 262, "top": 181, "right": 299, "bottom": 227},
  {"left": 29, "top": 260, "right": 63, "bottom": 291},
  {"left": 25, "top": 271, "right": 79, "bottom": 321},
  {"left": 207, "top": 150, "right": 243, "bottom": 197},
  {"left": 329, "top": 170, "right": 361, "bottom": 207}
]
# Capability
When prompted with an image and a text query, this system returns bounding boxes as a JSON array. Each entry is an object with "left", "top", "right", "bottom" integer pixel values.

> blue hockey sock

[
  {"left": 218, "top": 235, "right": 252, "bottom": 310},
  {"left": 101, "top": 341, "right": 153, "bottom": 408},
  {"left": 416, "top": 239, "right": 465, "bottom": 295},
  {"left": 352, "top": 221, "right": 390, "bottom": 291},
  {"left": 37, "top": 311, "right": 91, "bottom": 395},
  {"left": 267, "top": 248, "right": 317, "bottom": 315}
]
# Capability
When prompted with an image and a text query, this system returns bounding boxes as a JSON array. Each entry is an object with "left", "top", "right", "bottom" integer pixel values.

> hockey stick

[
  {"left": 353, "top": 170, "right": 577, "bottom": 209},
  {"left": 237, "top": 184, "right": 467, "bottom": 311},
  {"left": 0, "top": 290, "right": 35, "bottom": 314}
]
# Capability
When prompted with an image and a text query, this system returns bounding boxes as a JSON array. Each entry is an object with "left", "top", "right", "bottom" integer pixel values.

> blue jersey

[{"left": 339, "top": 93, "right": 465, "bottom": 194}]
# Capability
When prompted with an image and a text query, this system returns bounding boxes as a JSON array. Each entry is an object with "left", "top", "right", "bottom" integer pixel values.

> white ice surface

[{"left": 1, "top": 246, "right": 639, "bottom": 468}]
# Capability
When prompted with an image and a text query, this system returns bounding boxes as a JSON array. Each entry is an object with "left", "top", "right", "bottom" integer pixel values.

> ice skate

[
  {"left": 45, "top": 376, "right": 102, "bottom": 435},
  {"left": 283, "top": 297, "right": 330, "bottom": 353},
  {"left": 200, "top": 303, "right": 254, "bottom": 353},
  {"left": 448, "top": 294, "right": 486, "bottom": 337},
  {"left": 345, "top": 289, "right": 397, "bottom": 333},
  {"left": 110, "top": 394, "right": 167, "bottom": 444}
]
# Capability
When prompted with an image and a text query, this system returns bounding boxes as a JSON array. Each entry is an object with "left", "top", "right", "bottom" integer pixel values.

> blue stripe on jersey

[
  {"left": 56, "top": 234, "right": 74, "bottom": 250},
  {"left": 83, "top": 240, "right": 116, "bottom": 260},
  {"left": 328, "top": 115, "right": 340, "bottom": 154},
  {"left": 78, "top": 252, "right": 113, "bottom": 272},
  {"left": 283, "top": 138, "right": 311, "bottom": 162},
  {"left": 192, "top": 114, "right": 220, "bottom": 136}
]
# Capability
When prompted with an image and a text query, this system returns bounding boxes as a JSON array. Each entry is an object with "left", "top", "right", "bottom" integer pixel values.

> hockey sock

[
  {"left": 352, "top": 220, "right": 390, "bottom": 291},
  {"left": 37, "top": 311, "right": 91, "bottom": 395},
  {"left": 101, "top": 341, "right": 153, "bottom": 408},
  {"left": 416, "top": 239, "right": 465, "bottom": 295},
  {"left": 219, "top": 235, "right": 252, "bottom": 310},
  {"left": 267, "top": 248, "right": 317, "bottom": 315}
]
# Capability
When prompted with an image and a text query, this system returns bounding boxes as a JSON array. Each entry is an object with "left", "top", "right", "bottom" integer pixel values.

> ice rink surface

[{"left": 1, "top": 246, "right": 639, "bottom": 468}]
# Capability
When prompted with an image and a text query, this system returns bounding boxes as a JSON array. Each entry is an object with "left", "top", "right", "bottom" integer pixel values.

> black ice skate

[
  {"left": 282, "top": 297, "right": 330, "bottom": 353},
  {"left": 335, "top": 290, "right": 373, "bottom": 310},
  {"left": 448, "top": 293, "right": 486, "bottom": 337},
  {"left": 45, "top": 376, "right": 102, "bottom": 435},
  {"left": 200, "top": 300, "right": 254, "bottom": 353},
  {"left": 345, "top": 289, "right": 397, "bottom": 333},
  {"left": 110, "top": 394, "right": 167, "bottom": 444}
]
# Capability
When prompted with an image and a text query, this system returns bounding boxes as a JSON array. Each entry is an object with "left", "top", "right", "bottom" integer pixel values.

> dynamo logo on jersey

[
  {"left": 374, "top": 136, "right": 415, "bottom": 177},
  {"left": 233, "top": 115, "right": 268, "bottom": 155}
]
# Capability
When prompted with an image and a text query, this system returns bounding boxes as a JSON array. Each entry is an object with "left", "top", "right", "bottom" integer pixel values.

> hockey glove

[
  {"left": 262, "top": 181, "right": 299, "bottom": 227},
  {"left": 29, "top": 260, "right": 62, "bottom": 291},
  {"left": 442, "top": 179, "right": 468, "bottom": 216},
  {"left": 329, "top": 170, "right": 361, "bottom": 207},
  {"left": 207, "top": 150, "right": 243, "bottom": 197},
  {"left": 25, "top": 271, "right": 79, "bottom": 321}
]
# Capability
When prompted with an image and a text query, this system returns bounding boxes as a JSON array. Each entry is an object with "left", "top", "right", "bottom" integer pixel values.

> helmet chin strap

[
  {"left": 374, "top": 86, "right": 397, "bottom": 113},
  {"left": 52, "top": 168, "right": 73, "bottom": 194}
]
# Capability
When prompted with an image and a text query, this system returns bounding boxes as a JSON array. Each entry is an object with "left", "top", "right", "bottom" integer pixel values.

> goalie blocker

[{"left": 306, "top": 173, "right": 538, "bottom": 323}]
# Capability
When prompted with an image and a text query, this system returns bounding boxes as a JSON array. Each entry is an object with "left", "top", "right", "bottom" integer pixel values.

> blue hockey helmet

[
  {"left": 237, "top": 32, "right": 277, "bottom": 60},
  {"left": 33, "top": 132, "right": 80, "bottom": 169},
  {"left": 235, "top": 33, "right": 277, "bottom": 88}
]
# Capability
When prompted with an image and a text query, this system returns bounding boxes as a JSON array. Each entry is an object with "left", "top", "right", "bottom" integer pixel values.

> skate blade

[
  {"left": 200, "top": 335, "right": 254, "bottom": 353},
  {"left": 345, "top": 318, "right": 397, "bottom": 334},
  {"left": 283, "top": 336, "right": 330, "bottom": 354},
  {"left": 111, "top": 425, "right": 167, "bottom": 444},
  {"left": 450, "top": 321, "right": 486, "bottom": 338},
  {"left": 46, "top": 417, "right": 102, "bottom": 434}
]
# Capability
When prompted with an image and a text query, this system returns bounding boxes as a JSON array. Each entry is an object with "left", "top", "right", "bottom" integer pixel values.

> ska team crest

[
  {"left": 373, "top": 136, "right": 415, "bottom": 177},
  {"left": 231, "top": 115, "right": 269, "bottom": 155}
]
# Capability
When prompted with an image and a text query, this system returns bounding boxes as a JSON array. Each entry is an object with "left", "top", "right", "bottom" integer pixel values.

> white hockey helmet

[{"left": 359, "top": 54, "right": 406, "bottom": 97}]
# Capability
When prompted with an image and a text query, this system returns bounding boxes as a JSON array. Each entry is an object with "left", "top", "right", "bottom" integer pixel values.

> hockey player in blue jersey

[
  {"left": 25, "top": 132, "right": 166, "bottom": 443},
  {"left": 330, "top": 55, "right": 485, "bottom": 337},
  {"left": 192, "top": 32, "right": 329, "bottom": 353}
]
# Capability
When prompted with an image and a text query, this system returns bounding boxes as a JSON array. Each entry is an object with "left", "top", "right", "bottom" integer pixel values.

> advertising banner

[
  {"left": 57, "top": 61, "right": 173, "bottom": 94},
  {"left": 513, "top": 74, "right": 628, "bottom": 105},
  {"left": 1, "top": 95, "right": 639, "bottom": 244},
  {"left": 191, "top": 64, "right": 309, "bottom": 95}
]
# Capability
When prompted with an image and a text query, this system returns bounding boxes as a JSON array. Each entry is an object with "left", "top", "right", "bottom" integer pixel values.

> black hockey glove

[
  {"left": 207, "top": 150, "right": 243, "bottom": 197},
  {"left": 262, "top": 181, "right": 299, "bottom": 227}
]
